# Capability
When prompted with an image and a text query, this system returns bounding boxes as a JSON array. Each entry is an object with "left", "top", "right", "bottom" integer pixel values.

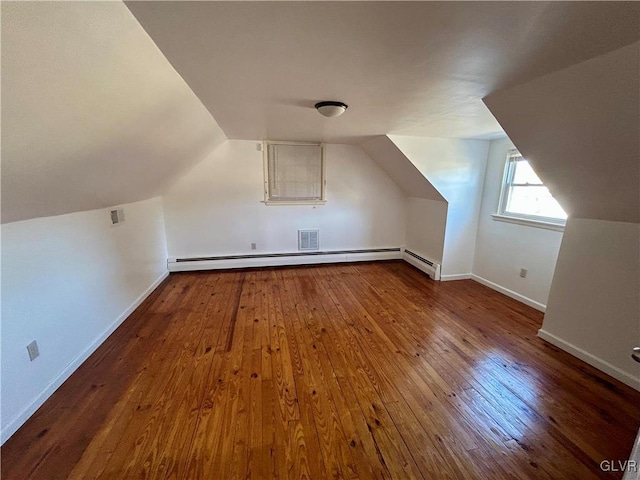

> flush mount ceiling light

[{"left": 314, "top": 101, "right": 348, "bottom": 118}]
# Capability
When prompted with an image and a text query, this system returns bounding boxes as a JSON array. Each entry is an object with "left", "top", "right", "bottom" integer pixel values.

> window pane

[
  {"left": 506, "top": 185, "right": 567, "bottom": 220},
  {"left": 512, "top": 160, "right": 543, "bottom": 185},
  {"left": 267, "top": 144, "right": 322, "bottom": 201}
]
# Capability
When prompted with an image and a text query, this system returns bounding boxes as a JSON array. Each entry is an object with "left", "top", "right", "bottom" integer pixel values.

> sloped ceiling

[
  {"left": 3, "top": 1, "right": 639, "bottom": 225},
  {"left": 389, "top": 135, "right": 489, "bottom": 203},
  {"left": 1, "top": 1, "right": 226, "bottom": 224},
  {"left": 360, "top": 136, "right": 445, "bottom": 201},
  {"left": 484, "top": 42, "right": 640, "bottom": 224},
  {"left": 126, "top": 1, "right": 640, "bottom": 144}
]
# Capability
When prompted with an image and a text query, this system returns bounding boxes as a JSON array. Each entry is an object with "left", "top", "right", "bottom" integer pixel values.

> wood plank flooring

[{"left": 2, "top": 261, "right": 639, "bottom": 479}]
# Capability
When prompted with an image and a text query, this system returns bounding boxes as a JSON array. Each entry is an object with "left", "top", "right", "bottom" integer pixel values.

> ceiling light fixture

[{"left": 315, "top": 101, "right": 348, "bottom": 118}]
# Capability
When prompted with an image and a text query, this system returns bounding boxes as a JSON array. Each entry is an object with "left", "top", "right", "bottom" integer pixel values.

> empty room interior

[{"left": 2, "top": 1, "right": 640, "bottom": 479}]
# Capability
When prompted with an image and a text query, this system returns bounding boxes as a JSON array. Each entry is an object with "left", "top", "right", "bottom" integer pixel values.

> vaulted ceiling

[
  {"left": 3, "top": 1, "right": 639, "bottom": 224},
  {"left": 126, "top": 1, "right": 640, "bottom": 143}
]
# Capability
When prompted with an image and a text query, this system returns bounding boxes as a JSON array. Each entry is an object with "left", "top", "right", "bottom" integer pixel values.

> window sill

[
  {"left": 263, "top": 200, "right": 326, "bottom": 206},
  {"left": 491, "top": 214, "right": 565, "bottom": 232}
]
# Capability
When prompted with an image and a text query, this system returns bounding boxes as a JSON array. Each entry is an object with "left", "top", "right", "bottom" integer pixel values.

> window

[
  {"left": 264, "top": 141, "right": 325, "bottom": 204},
  {"left": 496, "top": 150, "right": 567, "bottom": 228}
]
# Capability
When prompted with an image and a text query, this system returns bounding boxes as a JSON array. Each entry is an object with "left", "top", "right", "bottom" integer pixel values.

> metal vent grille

[
  {"left": 298, "top": 229, "right": 319, "bottom": 251},
  {"left": 404, "top": 249, "right": 434, "bottom": 266}
]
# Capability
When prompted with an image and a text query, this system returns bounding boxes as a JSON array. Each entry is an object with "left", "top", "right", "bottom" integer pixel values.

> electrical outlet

[
  {"left": 520, "top": 268, "right": 528, "bottom": 278},
  {"left": 27, "top": 340, "right": 40, "bottom": 361},
  {"left": 251, "top": 242, "right": 257, "bottom": 250}
]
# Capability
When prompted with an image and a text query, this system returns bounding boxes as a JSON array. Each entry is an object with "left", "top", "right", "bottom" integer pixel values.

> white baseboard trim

[
  {"left": 440, "top": 273, "right": 472, "bottom": 282},
  {"left": 0, "top": 270, "right": 170, "bottom": 445},
  {"left": 169, "top": 249, "right": 402, "bottom": 272},
  {"left": 537, "top": 329, "right": 640, "bottom": 392},
  {"left": 470, "top": 274, "right": 546, "bottom": 312}
]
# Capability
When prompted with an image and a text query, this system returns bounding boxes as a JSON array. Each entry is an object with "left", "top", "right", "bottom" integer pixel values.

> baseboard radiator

[
  {"left": 403, "top": 249, "right": 441, "bottom": 280},
  {"left": 168, "top": 248, "right": 402, "bottom": 272}
]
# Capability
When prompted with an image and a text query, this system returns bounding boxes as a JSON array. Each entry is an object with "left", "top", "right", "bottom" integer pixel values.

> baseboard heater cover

[
  {"left": 403, "top": 249, "right": 441, "bottom": 280},
  {"left": 169, "top": 248, "right": 402, "bottom": 272}
]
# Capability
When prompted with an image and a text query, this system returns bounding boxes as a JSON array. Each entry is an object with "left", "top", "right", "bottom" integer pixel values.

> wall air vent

[{"left": 298, "top": 229, "right": 319, "bottom": 251}]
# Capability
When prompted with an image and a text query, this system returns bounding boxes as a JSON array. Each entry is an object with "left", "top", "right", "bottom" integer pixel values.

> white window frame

[
  {"left": 493, "top": 149, "right": 566, "bottom": 231},
  {"left": 263, "top": 140, "right": 326, "bottom": 205}
]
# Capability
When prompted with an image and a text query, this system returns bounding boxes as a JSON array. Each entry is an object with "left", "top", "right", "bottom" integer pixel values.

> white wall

[
  {"left": 539, "top": 219, "right": 640, "bottom": 390},
  {"left": 162, "top": 140, "right": 407, "bottom": 258},
  {"left": 473, "top": 137, "right": 563, "bottom": 310},
  {"left": 405, "top": 197, "right": 447, "bottom": 264},
  {"left": 388, "top": 136, "right": 489, "bottom": 278},
  {"left": 1, "top": 197, "right": 168, "bottom": 443}
]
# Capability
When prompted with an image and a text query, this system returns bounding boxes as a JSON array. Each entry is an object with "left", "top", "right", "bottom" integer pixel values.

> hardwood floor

[{"left": 2, "top": 261, "right": 639, "bottom": 479}]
